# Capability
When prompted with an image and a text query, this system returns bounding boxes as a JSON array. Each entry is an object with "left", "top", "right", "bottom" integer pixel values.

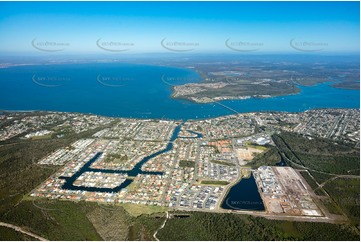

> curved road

[
  {"left": 153, "top": 211, "right": 169, "bottom": 241},
  {"left": 0, "top": 222, "right": 47, "bottom": 241}
]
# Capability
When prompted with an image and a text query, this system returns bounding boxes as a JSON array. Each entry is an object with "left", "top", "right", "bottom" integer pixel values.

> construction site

[{"left": 254, "top": 166, "right": 322, "bottom": 216}]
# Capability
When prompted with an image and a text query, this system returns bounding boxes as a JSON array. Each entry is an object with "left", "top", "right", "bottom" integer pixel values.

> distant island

[
  {"left": 167, "top": 58, "right": 359, "bottom": 103},
  {"left": 171, "top": 80, "right": 300, "bottom": 103}
]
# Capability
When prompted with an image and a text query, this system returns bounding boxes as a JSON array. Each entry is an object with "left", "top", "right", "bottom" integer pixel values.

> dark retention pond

[{"left": 221, "top": 174, "right": 265, "bottom": 211}]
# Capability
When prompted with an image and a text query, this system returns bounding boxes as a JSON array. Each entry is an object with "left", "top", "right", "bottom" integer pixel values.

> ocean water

[{"left": 0, "top": 63, "right": 359, "bottom": 120}]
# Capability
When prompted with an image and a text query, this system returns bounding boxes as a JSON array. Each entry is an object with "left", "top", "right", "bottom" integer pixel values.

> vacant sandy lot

[{"left": 236, "top": 147, "right": 263, "bottom": 165}]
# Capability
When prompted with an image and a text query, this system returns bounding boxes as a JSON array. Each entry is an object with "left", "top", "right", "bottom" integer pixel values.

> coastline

[
  {"left": 169, "top": 80, "right": 360, "bottom": 104},
  {"left": 1, "top": 107, "right": 360, "bottom": 122},
  {"left": 170, "top": 90, "right": 302, "bottom": 104}
]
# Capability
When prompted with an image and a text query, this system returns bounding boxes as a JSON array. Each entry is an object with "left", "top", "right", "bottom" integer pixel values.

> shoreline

[
  {"left": 171, "top": 91, "right": 301, "bottom": 104},
  {"left": 170, "top": 80, "right": 361, "bottom": 104},
  {"left": 1, "top": 107, "right": 360, "bottom": 122}
]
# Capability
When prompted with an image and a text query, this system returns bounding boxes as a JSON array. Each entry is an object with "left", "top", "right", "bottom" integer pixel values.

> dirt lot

[{"left": 236, "top": 147, "right": 263, "bottom": 165}]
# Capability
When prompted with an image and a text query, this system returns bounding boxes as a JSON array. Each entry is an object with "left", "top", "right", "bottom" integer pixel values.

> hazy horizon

[{"left": 0, "top": 1, "right": 359, "bottom": 55}]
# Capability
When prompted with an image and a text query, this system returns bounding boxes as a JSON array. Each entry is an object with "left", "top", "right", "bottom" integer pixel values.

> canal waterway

[{"left": 61, "top": 124, "right": 182, "bottom": 192}]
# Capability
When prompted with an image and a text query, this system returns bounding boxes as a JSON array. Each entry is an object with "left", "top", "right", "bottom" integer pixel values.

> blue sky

[{"left": 0, "top": 1, "right": 359, "bottom": 54}]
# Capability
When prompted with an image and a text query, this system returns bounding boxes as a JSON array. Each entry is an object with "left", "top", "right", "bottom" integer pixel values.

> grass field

[
  {"left": 179, "top": 160, "right": 196, "bottom": 168},
  {"left": 210, "top": 160, "right": 235, "bottom": 166},
  {"left": 120, "top": 203, "right": 169, "bottom": 217},
  {"left": 201, "top": 180, "right": 229, "bottom": 185},
  {"left": 244, "top": 141, "right": 268, "bottom": 151},
  {"left": 30, "top": 134, "right": 53, "bottom": 140}
]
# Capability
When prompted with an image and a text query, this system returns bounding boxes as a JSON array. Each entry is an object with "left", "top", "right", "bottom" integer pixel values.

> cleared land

[{"left": 235, "top": 147, "right": 264, "bottom": 165}]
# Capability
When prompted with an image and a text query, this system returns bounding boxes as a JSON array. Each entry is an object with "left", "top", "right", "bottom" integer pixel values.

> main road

[{"left": 0, "top": 221, "right": 47, "bottom": 241}]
